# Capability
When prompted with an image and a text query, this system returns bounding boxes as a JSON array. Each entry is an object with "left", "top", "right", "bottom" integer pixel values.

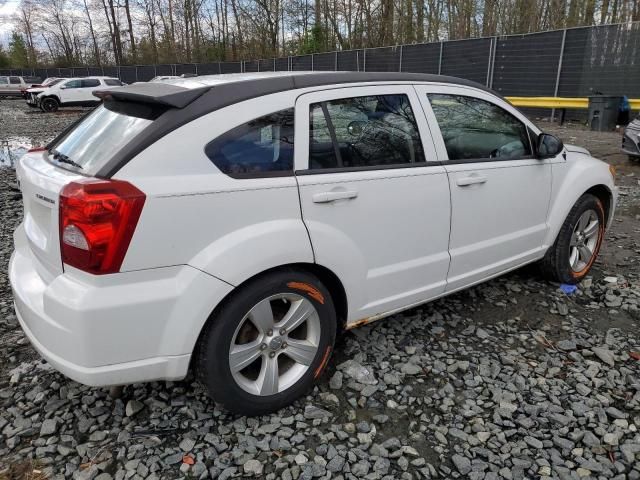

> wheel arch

[
  {"left": 40, "top": 94, "right": 60, "bottom": 103},
  {"left": 190, "top": 262, "right": 348, "bottom": 371},
  {"left": 544, "top": 182, "right": 613, "bottom": 249},
  {"left": 584, "top": 184, "right": 613, "bottom": 225}
]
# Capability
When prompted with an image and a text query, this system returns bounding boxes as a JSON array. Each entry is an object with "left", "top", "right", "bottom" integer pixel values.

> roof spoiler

[{"left": 93, "top": 83, "right": 209, "bottom": 108}]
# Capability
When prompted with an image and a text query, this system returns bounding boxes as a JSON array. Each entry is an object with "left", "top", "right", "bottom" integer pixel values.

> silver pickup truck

[{"left": 0, "top": 76, "right": 35, "bottom": 97}]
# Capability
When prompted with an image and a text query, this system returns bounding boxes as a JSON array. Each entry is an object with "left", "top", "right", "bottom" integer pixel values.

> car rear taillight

[{"left": 59, "top": 179, "right": 145, "bottom": 274}]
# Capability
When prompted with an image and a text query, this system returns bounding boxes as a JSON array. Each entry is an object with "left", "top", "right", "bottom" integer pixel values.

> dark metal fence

[{"left": 2, "top": 22, "right": 639, "bottom": 98}]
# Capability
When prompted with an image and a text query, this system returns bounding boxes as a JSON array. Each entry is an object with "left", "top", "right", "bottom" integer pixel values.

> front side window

[
  {"left": 81, "top": 79, "right": 100, "bottom": 88},
  {"left": 9, "top": 77, "right": 21, "bottom": 84},
  {"left": 428, "top": 94, "right": 532, "bottom": 161},
  {"left": 0, "top": 77, "right": 7, "bottom": 85},
  {"left": 205, "top": 108, "right": 294, "bottom": 177},
  {"left": 309, "top": 94, "right": 425, "bottom": 170},
  {"left": 64, "top": 79, "right": 82, "bottom": 89}
]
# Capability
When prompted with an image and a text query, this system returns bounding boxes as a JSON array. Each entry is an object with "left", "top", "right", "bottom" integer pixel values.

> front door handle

[
  {"left": 312, "top": 190, "right": 358, "bottom": 203},
  {"left": 456, "top": 174, "right": 488, "bottom": 186}
]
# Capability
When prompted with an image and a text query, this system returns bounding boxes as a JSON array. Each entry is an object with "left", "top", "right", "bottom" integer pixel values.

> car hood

[
  {"left": 564, "top": 144, "right": 590, "bottom": 156},
  {"left": 27, "top": 87, "right": 45, "bottom": 93}
]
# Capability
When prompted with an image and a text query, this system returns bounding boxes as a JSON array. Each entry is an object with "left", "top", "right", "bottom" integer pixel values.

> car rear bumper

[{"left": 9, "top": 223, "right": 233, "bottom": 386}]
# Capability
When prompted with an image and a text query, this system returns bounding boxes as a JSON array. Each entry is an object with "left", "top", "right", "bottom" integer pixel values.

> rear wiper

[{"left": 50, "top": 149, "right": 83, "bottom": 170}]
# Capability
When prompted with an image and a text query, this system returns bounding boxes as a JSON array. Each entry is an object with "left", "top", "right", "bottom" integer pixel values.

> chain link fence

[{"left": 2, "top": 22, "right": 639, "bottom": 99}]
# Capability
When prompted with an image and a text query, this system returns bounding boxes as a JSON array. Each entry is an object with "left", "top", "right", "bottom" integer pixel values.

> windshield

[{"left": 49, "top": 105, "right": 154, "bottom": 175}]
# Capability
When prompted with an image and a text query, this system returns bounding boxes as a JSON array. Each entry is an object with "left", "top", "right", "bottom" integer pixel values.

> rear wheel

[
  {"left": 540, "top": 194, "right": 605, "bottom": 284},
  {"left": 196, "top": 270, "right": 336, "bottom": 415},
  {"left": 40, "top": 97, "right": 59, "bottom": 112}
]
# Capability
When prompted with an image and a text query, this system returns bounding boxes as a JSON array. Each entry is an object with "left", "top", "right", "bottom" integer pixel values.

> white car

[
  {"left": 35, "top": 76, "right": 123, "bottom": 112},
  {"left": 9, "top": 72, "right": 617, "bottom": 415},
  {"left": 25, "top": 78, "right": 64, "bottom": 107},
  {"left": 149, "top": 75, "right": 180, "bottom": 82}
]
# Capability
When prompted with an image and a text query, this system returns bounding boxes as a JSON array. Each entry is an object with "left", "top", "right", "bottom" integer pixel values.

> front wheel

[
  {"left": 540, "top": 194, "right": 605, "bottom": 284},
  {"left": 40, "top": 97, "right": 59, "bottom": 112},
  {"left": 196, "top": 270, "right": 336, "bottom": 415}
]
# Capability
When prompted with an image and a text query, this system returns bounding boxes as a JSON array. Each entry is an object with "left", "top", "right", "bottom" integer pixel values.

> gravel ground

[{"left": 1, "top": 98, "right": 639, "bottom": 480}]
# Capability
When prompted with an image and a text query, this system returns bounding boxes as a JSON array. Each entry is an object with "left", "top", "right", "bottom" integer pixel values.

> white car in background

[
  {"left": 149, "top": 75, "right": 180, "bottom": 82},
  {"left": 25, "top": 78, "right": 64, "bottom": 107},
  {"left": 35, "top": 76, "right": 123, "bottom": 112},
  {"left": 9, "top": 72, "right": 617, "bottom": 415}
]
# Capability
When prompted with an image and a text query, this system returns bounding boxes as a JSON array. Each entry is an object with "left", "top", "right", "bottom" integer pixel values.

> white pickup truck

[{"left": 0, "top": 76, "right": 35, "bottom": 97}]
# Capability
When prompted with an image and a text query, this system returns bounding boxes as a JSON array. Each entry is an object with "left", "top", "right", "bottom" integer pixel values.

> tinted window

[
  {"left": 81, "top": 79, "right": 100, "bottom": 88},
  {"left": 104, "top": 79, "right": 122, "bottom": 86},
  {"left": 428, "top": 94, "right": 532, "bottom": 161},
  {"left": 9, "top": 77, "right": 21, "bottom": 84},
  {"left": 205, "top": 109, "right": 294, "bottom": 177},
  {"left": 309, "top": 94, "right": 425, "bottom": 170},
  {"left": 64, "top": 80, "right": 82, "bottom": 89},
  {"left": 49, "top": 104, "right": 154, "bottom": 175}
]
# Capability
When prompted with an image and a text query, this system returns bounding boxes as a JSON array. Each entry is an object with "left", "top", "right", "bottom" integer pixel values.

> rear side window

[
  {"left": 64, "top": 80, "right": 82, "bottom": 89},
  {"left": 308, "top": 94, "right": 425, "bottom": 170},
  {"left": 49, "top": 103, "right": 158, "bottom": 175},
  {"left": 104, "top": 79, "right": 123, "bottom": 86},
  {"left": 9, "top": 77, "right": 21, "bottom": 84},
  {"left": 81, "top": 79, "right": 100, "bottom": 88},
  {"left": 205, "top": 109, "right": 294, "bottom": 178},
  {"left": 428, "top": 94, "right": 532, "bottom": 161}
]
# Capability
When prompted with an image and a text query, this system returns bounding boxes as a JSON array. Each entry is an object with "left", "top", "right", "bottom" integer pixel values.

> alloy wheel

[
  {"left": 229, "top": 293, "right": 321, "bottom": 396},
  {"left": 569, "top": 209, "right": 600, "bottom": 272}
]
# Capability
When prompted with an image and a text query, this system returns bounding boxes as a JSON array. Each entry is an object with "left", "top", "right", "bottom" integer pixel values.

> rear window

[{"left": 49, "top": 103, "right": 159, "bottom": 175}]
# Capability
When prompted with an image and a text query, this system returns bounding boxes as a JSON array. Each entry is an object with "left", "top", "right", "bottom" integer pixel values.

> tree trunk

[
  {"left": 83, "top": 0, "right": 101, "bottom": 65},
  {"left": 124, "top": 0, "right": 136, "bottom": 61}
]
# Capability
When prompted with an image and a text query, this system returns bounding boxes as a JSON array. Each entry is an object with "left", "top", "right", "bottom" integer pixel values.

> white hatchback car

[
  {"left": 35, "top": 76, "right": 123, "bottom": 112},
  {"left": 10, "top": 72, "right": 617, "bottom": 414}
]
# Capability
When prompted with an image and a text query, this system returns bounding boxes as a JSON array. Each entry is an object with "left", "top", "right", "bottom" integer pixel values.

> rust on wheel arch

[{"left": 287, "top": 282, "right": 325, "bottom": 304}]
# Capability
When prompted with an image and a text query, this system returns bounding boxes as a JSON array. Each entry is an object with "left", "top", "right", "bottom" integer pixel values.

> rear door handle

[
  {"left": 312, "top": 190, "right": 358, "bottom": 203},
  {"left": 456, "top": 174, "right": 488, "bottom": 186}
]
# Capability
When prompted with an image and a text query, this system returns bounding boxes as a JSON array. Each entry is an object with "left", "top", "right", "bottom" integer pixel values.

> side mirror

[{"left": 537, "top": 133, "right": 564, "bottom": 159}]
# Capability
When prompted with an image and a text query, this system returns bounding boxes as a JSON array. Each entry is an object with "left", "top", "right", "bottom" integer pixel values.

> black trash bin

[{"left": 588, "top": 95, "right": 622, "bottom": 131}]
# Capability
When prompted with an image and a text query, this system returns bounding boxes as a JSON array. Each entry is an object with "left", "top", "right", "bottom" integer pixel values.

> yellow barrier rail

[{"left": 506, "top": 96, "right": 640, "bottom": 110}]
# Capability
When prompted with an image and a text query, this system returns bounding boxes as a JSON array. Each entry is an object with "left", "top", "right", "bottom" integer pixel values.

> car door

[
  {"left": 294, "top": 85, "right": 451, "bottom": 324},
  {"left": 414, "top": 85, "right": 554, "bottom": 292},
  {"left": 0, "top": 77, "right": 8, "bottom": 95},
  {"left": 80, "top": 78, "right": 102, "bottom": 102},
  {"left": 59, "top": 79, "right": 83, "bottom": 103},
  {"left": 9, "top": 76, "right": 22, "bottom": 95}
]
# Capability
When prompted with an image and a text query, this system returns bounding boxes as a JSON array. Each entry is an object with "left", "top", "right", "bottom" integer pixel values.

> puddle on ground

[{"left": 0, "top": 137, "right": 40, "bottom": 168}]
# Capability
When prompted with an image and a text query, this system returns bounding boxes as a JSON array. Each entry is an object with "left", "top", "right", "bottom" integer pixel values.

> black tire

[
  {"left": 540, "top": 194, "right": 605, "bottom": 284},
  {"left": 40, "top": 97, "right": 59, "bottom": 112},
  {"left": 196, "top": 270, "right": 336, "bottom": 415}
]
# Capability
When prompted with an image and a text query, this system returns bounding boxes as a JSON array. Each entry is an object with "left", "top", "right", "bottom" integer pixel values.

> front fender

[
  {"left": 544, "top": 155, "right": 616, "bottom": 248},
  {"left": 188, "top": 219, "right": 314, "bottom": 287}
]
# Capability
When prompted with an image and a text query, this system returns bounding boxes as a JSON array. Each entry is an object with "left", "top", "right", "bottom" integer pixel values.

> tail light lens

[{"left": 59, "top": 179, "right": 145, "bottom": 274}]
